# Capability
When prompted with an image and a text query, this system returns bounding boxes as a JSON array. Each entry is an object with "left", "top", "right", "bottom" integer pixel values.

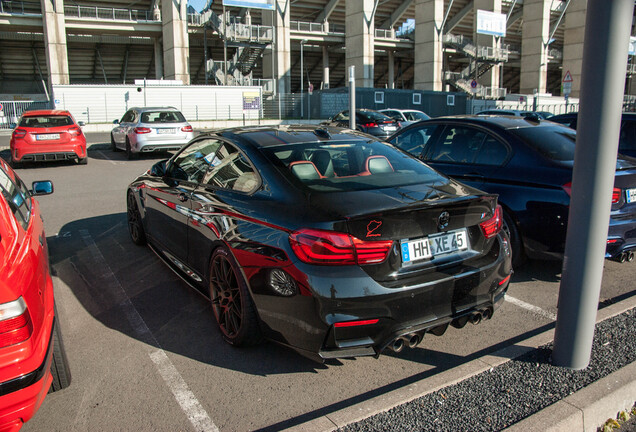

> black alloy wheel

[
  {"left": 111, "top": 133, "right": 120, "bottom": 152},
  {"left": 502, "top": 209, "right": 525, "bottom": 267},
  {"left": 126, "top": 138, "right": 137, "bottom": 160},
  {"left": 209, "top": 247, "right": 261, "bottom": 346},
  {"left": 127, "top": 191, "right": 147, "bottom": 246}
]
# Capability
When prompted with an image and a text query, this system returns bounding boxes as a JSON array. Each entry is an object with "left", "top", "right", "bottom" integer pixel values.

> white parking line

[
  {"left": 505, "top": 295, "right": 557, "bottom": 321},
  {"left": 96, "top": 150, "right": 118, "bottom": 165},
  {"left": 79, "top": 229, "right": 218, "bottom": 432}
]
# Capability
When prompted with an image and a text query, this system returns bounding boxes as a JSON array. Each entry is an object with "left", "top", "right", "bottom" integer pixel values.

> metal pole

[
  {"left": 223, "top": 5, "right": 228, "bottom": 86},
  {"left": 349, "top": 65, "right": 355, "bottom": 130},
  {"left": 204, "top": 25, "right": 208, "bottom": 85},
  {"left": 300, "top": 40, "right": 306, "bottom": 119},
  {"left": 552, "top": 0, "right": 633, "bottom": 370}
]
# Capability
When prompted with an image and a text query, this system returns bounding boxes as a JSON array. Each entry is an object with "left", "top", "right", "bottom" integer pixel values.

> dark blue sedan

[{"left": 388, "top": 115, "right": 636, "bottom": 265}]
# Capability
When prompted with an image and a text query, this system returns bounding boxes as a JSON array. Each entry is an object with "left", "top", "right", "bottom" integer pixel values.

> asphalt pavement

[{"left": 1, "top": 131, "right": 634, "bottom": 431}]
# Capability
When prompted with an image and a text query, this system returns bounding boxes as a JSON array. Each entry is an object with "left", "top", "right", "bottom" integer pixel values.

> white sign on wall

[{"left": 476, "top": 10, "right": 506, "bottom": 37}]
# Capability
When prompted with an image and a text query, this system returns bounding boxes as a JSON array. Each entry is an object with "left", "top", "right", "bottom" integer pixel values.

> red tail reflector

[
  {"left": 480, "top": 205, "right": 503, "bottom": 239},
  {"left": 0, "top": 298, "right": 33, "bottom": 349},
  {"left": 13, "top": 129, "right": 27, "bottom": 139},
  {"left": 562, "top": 182, "right": 572, "bottom": 197},
  {"left": 498, "top": 274, "right": 511, "bottom": 286},
  {"left": 289, "top": 228, "right": 393, "bottom": 265},
  {"left": 134, "top": 127, "right": 152, "bottom": 134},
  {"left": 612, "top": 188, "right": 622, "bottom": 204},
  {"left": 181, "top": 125, "right": 193, "bottom": 132},
  {"left": 334, "top": 319, "right": 380, "bottom": 328}
]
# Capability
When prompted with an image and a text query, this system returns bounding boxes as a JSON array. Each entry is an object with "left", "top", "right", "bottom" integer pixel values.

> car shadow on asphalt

[
  {"left": 48, "top": 213, "right": 333, "bottom": 376},
  {"left": 510, "top": 259, "right": 563, "bottom": 283}
]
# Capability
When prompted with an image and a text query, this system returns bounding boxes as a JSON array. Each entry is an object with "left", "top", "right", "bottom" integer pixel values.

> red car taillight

[
  {"left": 612, "top": 188, "right": 622, "bottom": 204},
  {"left": 562, "top": 182, "right": 572, "bottom": 196},
  {"left": 480, "top": 205, "right": 503, "bottom": 239},
  {"left": 0, "top": 297, "right": 33, "bottom": 349},
  {"left": 289, "top": 228, "right": 393, "bottom": 265},
  {"left": 181, "top": 125, "right": 193, "bottom": 132},
  {"left": 69, "top": 126, "right": 82, "bottom": 136},
  {"left": 12, "top": 129, "right": 27, "bottom": 139},
  {"left": 362, "top": 122, "right": 378, "bottom": 128},
  {"left": 134, "top": 127, "right": 152, "bottom": 134},
  {"left": 334, "top": 319, "right": 379, "bottom": 328}
]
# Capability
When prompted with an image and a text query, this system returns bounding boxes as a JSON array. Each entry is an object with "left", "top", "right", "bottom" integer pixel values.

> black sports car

[{"left": 126, "top": 125, "right": 512, "bottom": 360}]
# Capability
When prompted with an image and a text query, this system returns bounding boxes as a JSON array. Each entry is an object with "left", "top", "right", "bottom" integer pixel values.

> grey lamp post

[{"left": 300, "top": 39, "right": 308, "bottom": 119}]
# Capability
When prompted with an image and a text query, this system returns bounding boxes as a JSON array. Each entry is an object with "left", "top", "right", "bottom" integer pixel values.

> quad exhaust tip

[{"left": 618, "top": 251, "right": 634, "bottom": 263}]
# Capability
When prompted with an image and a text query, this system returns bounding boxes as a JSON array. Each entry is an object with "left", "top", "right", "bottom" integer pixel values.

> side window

[
  {"left": 334, "top": 112, "right": 348, "bottom": 121},
  {"left": 0, "top": 168, "right": 31, "bottom": 230},
  {"left": 121, "top": 111, "right": 134, "bottom": 123},
  {"left": 390, "top": 125, "right": 438, "bottom": 157},
  {"left": 474, "top": 135, "right": 509, "bottom": 166},
  {"left": 167, "top": 139, "right": 224, "bottom": 183},
  {"left": 619, "top": 120, "right": 636, "bottom": 151},
  {"left": 428, "top": 126, "right": 486, "bottom": 164},
  {"left": 204, "top": 143, "right": 259, "bottom": 193}
]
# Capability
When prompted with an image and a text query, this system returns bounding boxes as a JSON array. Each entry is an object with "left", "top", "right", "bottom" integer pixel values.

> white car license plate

[
  {"left": 383, "top": 126, "right": 396, "bottom": 132},
  {"left": 627, "top": 188, "right": 636, "bottom": 203},
  {"left": 401, "top": 229, "right": 468, "bottom": 263},
  {"left": 36, "top": 133, "right": 60, "bottom": 141},
  {"left": 157, "top": 128, "right": 176, "bottom": 134}
]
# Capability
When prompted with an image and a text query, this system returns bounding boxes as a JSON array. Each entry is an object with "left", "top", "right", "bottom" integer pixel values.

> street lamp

[{"left": 300, "top": 39, "right": 308, "bottom": 119}]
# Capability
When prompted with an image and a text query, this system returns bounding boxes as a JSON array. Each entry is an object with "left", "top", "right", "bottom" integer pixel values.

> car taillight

[
  {"left": 134, "top": 127, "right": 152, "bottom": 134},
  {"left": 480, "top": 205, "right": 503, "bottom": 239},
  {"left": 334, "top": 319, "right": 379, "bottom": 328},
  {"left": 181, "top": 125, "right": 193, "bottom": 132},
  {"left": 562, "top": 182, "right": 572, "bottom": 196},
  {"left": 0, "top": 297, "right": 33, "bottom": 349},
  {"left": 13, "top": 129, "right": 27, "bottom": 139},
  {"left": 612, "top": 188, "right": 622, "bottom": 204},
  {"left": 362, "top": 122, "right": 378, "bottom": 128},
  {"left": 69, "top": 126, "right": 82, "bottom": 136},
  {"left": 289, "top": 228, "right": 393, "bottom": 265}
]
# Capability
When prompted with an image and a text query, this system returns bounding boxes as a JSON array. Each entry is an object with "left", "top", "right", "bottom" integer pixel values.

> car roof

[
  {"left": 423, "top": 114, "right": 557, "bottom": 130},
  {"left": 22, "top": 110, "right": 72, "bottom": 117},
  {"left": 213, "top": 124, "right": 374, "bottom": 148},
  {"left": 130, "top": 106, "right": 179, "bottom": 112}
]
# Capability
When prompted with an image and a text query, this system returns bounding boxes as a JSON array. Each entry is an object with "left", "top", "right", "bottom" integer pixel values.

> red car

[
  {"left": 0, "top": 158, "right": 70, "bottom": 431},
  {"left": 10, "top": 110, "right": 87, "bottom": 167}
]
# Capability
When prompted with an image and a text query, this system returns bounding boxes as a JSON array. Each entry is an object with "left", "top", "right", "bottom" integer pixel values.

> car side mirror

[
  {"left": 31, "top": 180, "right": 54, "bottom": 196},
  {"left": 78, "top": 121, "right": 85, "bottom": 127},
  {"left": 149, "top": 159, "right": 168, "bottom": 177},
  {"left": 113, "top": 119, "right": 120, "bottom": 124}
]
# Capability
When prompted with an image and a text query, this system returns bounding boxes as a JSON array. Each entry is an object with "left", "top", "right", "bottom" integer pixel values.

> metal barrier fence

[
  {"left": 0, "top": 1, "right": 41, "bottom": 14},
  {"left": 63, "top": 5, "right": 156, "bottom": 21},
  {"left": 0, "top": 100, "right": 51, "bottom": 129}
]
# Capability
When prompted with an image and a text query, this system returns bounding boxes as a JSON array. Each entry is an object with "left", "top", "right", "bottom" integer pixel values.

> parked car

[
  {"left": 388, "top": 116, "right": 636, "bottom": 265},
  {"left": 322, "top": 109, "right": 401, "bottom": 138},
  {"left": 380, "top": 109, "right": 431, "bottom": 127},
  {"left": 111, "top": 107, "right": 194, "bottom": 159},
  {"left": 0, "top": 157, "right": 70, "bottom": 430},
  {"left": 476, "top": 109, "right": 550, "bottom": 119},
  {"left": 549, "top": 112, "right": 636, "bottom": 158},
  {"left": 126, "top": 125, "right": 511, "bottom": 360},
  {"left": 10, "top": 110, "right": 87, "bottom": 167}
]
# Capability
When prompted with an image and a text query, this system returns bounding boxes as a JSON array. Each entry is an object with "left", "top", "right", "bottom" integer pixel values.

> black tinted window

[
  {"left": 121, "top": 111, "right": 135, "bottom": 123},
  {"left": 359, "top": 111, "right": 392, "bottom": 122},
  {"left": 20, "top": 115, "right": 73, "bottom": 128},
  {"left": 204, "top": 143, "right": 258, "bottom": 192},
  {"left": 141, "top": 111, "right": 186, "bottom": 123},
  {"left": 168, "top": 139, "right": 224, "bottom": 183},
  {"left": 513, "top": 127, "right": 576, "bottom": 161},
  {"left": 390, "top": 124, "right": 437, "bottom": 157},
  {"left": 0, "top": 166, "right": 31, "bottom": 229},
  {"left": 474, "top": 136, "right": 509, "bottom": 166},
  {"left": 620, "top": 120, "right": 636, "bottom": 151},
  {"left": 428, "top": 126, "right": 486, "bottom": 163}
]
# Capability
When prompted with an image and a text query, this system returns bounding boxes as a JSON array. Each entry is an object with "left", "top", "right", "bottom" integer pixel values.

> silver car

[
  {"left": 111, "top": 107, "right": 194, "bottom": 159},
  {"left": 380, "top": 109, "right": 430, "bottom": 127}
]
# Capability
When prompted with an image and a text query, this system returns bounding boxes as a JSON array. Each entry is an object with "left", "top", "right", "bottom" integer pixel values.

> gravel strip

[{"left": 340, "top": 307, "right": 636, "bottom": 432}]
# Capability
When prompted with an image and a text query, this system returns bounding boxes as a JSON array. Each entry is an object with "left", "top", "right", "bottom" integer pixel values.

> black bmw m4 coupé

[{"left": 126, "top": 125, "right": 512, "bottom": 360}]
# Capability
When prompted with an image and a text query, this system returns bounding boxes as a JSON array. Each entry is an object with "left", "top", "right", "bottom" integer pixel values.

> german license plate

[
  {"left": 36, "top": 133, "right": 60, "bottom": 140},
  {"left": 627, "top": 188, "right": 636, "bottom": 203},
  {"left": 157, "top": 128, "right": 175, "bottom": 134},
  {"left": 383, "top": 125, "right": 396, "bottom": 132},
  {"left": 401, "top": 229, "right": 468, "bottom": 263}
]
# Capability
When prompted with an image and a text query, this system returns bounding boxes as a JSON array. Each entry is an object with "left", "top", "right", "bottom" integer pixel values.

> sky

[{"left": 187, "top": 0, "right": 208, "bottom": 12}]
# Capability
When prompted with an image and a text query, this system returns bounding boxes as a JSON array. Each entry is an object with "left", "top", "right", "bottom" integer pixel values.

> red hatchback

[
  {"left": 0, "top": 158, "right": 70, "bottom": 431},
  {"left": 10, "top": 110, "right": 87, "bottom": 167}
]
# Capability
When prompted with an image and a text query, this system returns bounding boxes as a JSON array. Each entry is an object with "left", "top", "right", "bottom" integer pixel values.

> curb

[{"left": 282, "top": 295, "right": 636, "bottom": 432}]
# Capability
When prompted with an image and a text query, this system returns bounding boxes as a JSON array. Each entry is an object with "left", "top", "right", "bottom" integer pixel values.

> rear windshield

[
  {"left": 513, "top": 126, "right": 576, "bottom": 161},
  {"left": 261, "top": 139, "right": 447, "bottom": 192},
  {"left": 20, "top": 115, "right": 73, "bottom": 128},
  {"left": 359, "top": 111, "right": 393, "bottom": 122},
  {"left": 405, "top": 111, "right": 430, "bottom": 121},
  {"left": 141, "top": 111, "right": 186, "bottom": 123}
]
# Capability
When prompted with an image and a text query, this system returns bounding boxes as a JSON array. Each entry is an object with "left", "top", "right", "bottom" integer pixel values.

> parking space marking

[
  {"left": 96, "top": 150, "right": 118, "bottom": 165},
  {"left": 505, "top": 295, "right": 557, "bottom": 321},
  {"left": 79, "top": 229, "right": 218, "bottom": 432}
]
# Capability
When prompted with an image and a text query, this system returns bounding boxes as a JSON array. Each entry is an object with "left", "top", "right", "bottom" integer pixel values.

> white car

[
  {"left": 111, "top": 107, "right": 194, "bottom": 159},
  {"left": 380, "top": 109, "right": 430, "bottom": 127}
]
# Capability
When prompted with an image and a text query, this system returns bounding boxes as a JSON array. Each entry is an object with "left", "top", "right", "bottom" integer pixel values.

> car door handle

[{"left": 178, "top": 193, "right": 188, "bottom": 202}]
